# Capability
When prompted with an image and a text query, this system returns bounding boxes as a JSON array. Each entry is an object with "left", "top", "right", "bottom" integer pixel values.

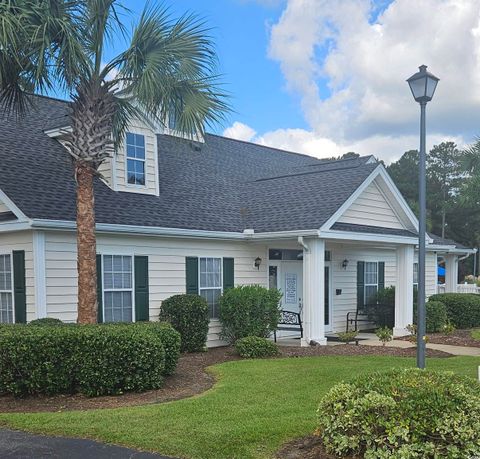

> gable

[
  {"left": 337, "top": 178, "right": 406, "bottom": 230},
  {"left": 0, "top": 199, "right": 9, "bottom": 213}
]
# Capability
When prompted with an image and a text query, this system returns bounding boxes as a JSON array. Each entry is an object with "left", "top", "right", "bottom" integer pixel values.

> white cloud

[
  {"left": 223, "top": 121, "right": 257, "bottom": 142},
  {"left": 223, "top": 122, "right": 466, "bottom": 163},
  {"left": 235, "top": 0, "right": 480, "bottom": 162}
]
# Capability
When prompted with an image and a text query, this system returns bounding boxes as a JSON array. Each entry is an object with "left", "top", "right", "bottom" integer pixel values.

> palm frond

[{"left": 110, "top": 3, "right": 230, "bottom": 139}]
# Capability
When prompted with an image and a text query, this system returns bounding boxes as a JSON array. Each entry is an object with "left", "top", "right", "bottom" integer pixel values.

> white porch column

[
  {"left": 33, "top": 230, "right": 47, "bottom": 319},
  {"left": 394, "top": 245, "right": 414, "bottom": 337},
  {"left": 302, "top": 238, "right": 327, "bottom": 346},
  {"left": 445, "top": 254, "right": 458, "bottom": 293}
]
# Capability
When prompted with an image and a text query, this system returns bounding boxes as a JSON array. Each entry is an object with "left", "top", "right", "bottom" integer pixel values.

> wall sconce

[
  {"left": 342, "top": 259, "right": 349, "bottom": 270},
  {"left": 254, "top": 257, "right": 262, "bottom": 270}
]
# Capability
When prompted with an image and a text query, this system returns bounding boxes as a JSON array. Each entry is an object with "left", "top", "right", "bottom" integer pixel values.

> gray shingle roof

[
  {"left": 18, "top": 93, "right": 471, "bottom": 245},
  {"left": 331, "top": 222, "right": 417, "bottom": 238},
  {"left": 429, "top": 233, "right": 469, "bottom": 250},
  {"left": 0, "top": 94, "right": 381, "bottom": 234}
]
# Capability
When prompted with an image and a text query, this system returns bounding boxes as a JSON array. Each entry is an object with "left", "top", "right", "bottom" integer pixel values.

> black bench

[
  {"left": 346, "top": 310, "right": 370, "bottom": 332},
  {"left": 274, "top": 310, "right": 303, "bottom": 342}
]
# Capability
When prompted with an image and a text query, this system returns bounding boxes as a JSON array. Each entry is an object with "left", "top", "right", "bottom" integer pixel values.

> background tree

[{"left": 0, "top": 0, "right": 229, "bottom": 323}]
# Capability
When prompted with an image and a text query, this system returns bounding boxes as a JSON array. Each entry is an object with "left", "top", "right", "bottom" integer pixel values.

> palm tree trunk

[{"left": 76, "top": 161, "right": 97, "bottom": 324}]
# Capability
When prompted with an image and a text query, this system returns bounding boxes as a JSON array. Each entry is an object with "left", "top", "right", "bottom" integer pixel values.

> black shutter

[
  {"left": 357, "top": 261, "right": 365, "bottom": 311},
  {"left": 223, "top": 258, "right": 234, "bottom": 291},
  {"left": 13, "top": 250, "right": 26, "bottom": 323},
  {"left": 186, "top": 257, "right": 199, "bottom": 294},
  {"left": 378, "top": 262, "right": 385, "bottom": 292},
  {"left": 96, "top": 255, "right": 103, "bottom": 323},
  {"left": 135, "top": 256, "right": 149, "bottom": 322}
]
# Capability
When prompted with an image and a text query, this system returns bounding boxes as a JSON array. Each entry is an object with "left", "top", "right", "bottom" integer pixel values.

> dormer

[{"left": 46, "top": 118, "right": 160, "bottom": 196}]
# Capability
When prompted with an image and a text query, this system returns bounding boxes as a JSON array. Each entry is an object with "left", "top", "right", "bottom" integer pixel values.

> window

[
  {"left": 413, "top": 262, "right": 419, "bottom": 291},
  {"left": 364, "top": 262, "right": 378, "bottom": 305},
  {"left": 103, "top": 255, "right": 133, "bottom": 322},
  {"left": 199, "top": 257, "right": 222, "bottom": 319},
  {"left": 0, "top": 254, "right": 13, "bottom": 323},
  {"left": 126, "top": 132, "right": 145, "bottom": 186}
]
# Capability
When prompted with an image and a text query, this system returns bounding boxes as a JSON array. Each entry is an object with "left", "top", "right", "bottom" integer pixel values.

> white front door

[{"left": 280, "top": 261, "right": 303, "bottom": 314}]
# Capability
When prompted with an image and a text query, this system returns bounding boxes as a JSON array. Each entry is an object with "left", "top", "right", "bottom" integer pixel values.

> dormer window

[{"left": 126, "top": 132, "right": 146, "bottom": 186}]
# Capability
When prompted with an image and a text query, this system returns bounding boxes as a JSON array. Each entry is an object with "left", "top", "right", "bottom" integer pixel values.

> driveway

[{"left": 0, "top": 429, "right": 174, "bottom": 459}]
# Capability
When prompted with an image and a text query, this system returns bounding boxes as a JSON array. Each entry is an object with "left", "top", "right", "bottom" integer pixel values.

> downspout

[{"left": 297, "top": 236, "right": 309, "bottom": 252}]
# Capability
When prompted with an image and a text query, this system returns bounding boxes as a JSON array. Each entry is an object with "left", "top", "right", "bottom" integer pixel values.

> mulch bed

[
  {"left": 397, "top": 328, "right": 480, "bottom": 348},
  {"left": 0, "top": 344, "right": 451, "bottom": 413},
  {"left": 276, "top": 434, "right": 361, "bottom": 459}
]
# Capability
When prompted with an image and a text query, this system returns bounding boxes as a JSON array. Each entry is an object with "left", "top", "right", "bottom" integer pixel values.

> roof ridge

[
  {"left": 27, "top": 92, "right": 70, "bottom": 104},
  {"left": 252, "top": 162, "right": 378, "bottom": 183}
]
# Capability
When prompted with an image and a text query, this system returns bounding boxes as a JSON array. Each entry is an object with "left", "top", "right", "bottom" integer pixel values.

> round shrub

[
  {"left": 28, "top": 317, "right": 64, "bottom": 326},
  {"left": 235, "top": 336, "right": 279, "bottom": 358},
  {"left": 141, "top": 322, "right": 181, "bottom": 375},
  {"left": 159, "top": 294, "right": 209, "bottom": 353},
  {"left": 429, "top": 293, "right": 480, "bottom": 329},
  {"left": 318, "top": 368, "right": 480, "bottom": 458},
  {"left": 219, "top": 285, "right": 282, "bottom": 343},
  {"left": 425, "top": 300, "right": 447, "bottom": 332},
  {"left": 0, "top": 324, "right": 165, "bottom": 397}
]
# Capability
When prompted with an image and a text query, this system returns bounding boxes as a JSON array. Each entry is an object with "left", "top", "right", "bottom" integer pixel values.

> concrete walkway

[
  {"left": 0, "top": 428, "right": 174, "bottom": 459},
  {"left": 358, "top": 333, "right": 480, "bottom": 356}
]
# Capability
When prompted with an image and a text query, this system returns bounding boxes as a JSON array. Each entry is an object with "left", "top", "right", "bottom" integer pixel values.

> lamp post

[{"left": 407, "top": 65, "right": 439, "bottom": 369}]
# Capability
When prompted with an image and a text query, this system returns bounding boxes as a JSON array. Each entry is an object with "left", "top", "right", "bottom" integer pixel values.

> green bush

[
  {"left": 318, "top": 368, "right": 480, "bottom": 458},
  {"left": 369, "top": 286, "right": 395, "bottom": 328},
  {"left": 375, "top": 326, "right": 393, "bottom": 346},
  {"left": 143, "top": 322, "right": 180, "bottom": 375},
  {"left": 425, "top": 300, "right": 448, "bottom": 332},
  {"left": 429, "top": 293, "right": 480, "bottom": 329},
  {"left": 337, "top": 330, "right": 358, "bottom": 343},
  {"left": 219, "top": 285, "right": 282, "bottom": 343},
  {"left": 28, "top": 317, "right": 64, "bottom": 326},
  {"left": 0, "top": 324, "right": 165, "bottom": 397},
  {"left": 159, "top": 294, "right": 209, "bottom": 353},
  {"left": 235, "top": 336, "right": 279, "bottom": 358}
]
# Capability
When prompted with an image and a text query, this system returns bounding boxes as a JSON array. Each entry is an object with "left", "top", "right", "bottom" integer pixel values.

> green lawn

[
  {"left": 1, "top": 355, "right": 479, "bottom": 459},
  {"left": 472, "top": 329, "right": 480, "bottom": 340}
]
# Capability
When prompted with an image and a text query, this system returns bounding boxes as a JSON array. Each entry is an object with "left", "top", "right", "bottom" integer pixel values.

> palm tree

[{"left": 0, "top": 0, "right": 229, "bottom": 323}]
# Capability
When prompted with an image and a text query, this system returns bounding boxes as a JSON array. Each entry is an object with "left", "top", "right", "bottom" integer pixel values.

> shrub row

[
  {"left": 318, "top": 368, "right": 480, "bottom": 458},
  {"left": 159, "top": 294, "right": 209, "bottom": 353},
  {"left": 235, "top": 336, "right": 279, "bottom": 358},
  {"left": 430, "top": 293, "right": 480, "bottom": 329},
  {"left": 0, "top": 322, "right": 180, "bottom": 397}
]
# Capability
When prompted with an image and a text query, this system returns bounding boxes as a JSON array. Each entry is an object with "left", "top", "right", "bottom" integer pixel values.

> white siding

[
  {"left": 328, "top": 244, "right": 397, "bottom": 332},
  {"left": 338, "top": 179, "right": 406, "bottom": 229},
  {"left": 0, "top": 200, "right": 9, "bottom": 213},
  {"left": 44, "top": 231, "right": 268, "bottom": 345},
  {"left": 115, "top": 119, "right": 159, "bottom": 196},
  {"left": 0, "top": 231, "right": 35, "bottom": 321}
]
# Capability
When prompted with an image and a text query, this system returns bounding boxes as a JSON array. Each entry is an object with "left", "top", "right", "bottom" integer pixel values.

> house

[{"left": 0, "top": 94, "right": 473, "bottom": 346}]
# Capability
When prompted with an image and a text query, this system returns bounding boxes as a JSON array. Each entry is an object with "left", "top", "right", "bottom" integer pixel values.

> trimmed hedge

[
  {"left": 318, "top": 368, "right": 480, "bottom": 458},
  {"left": 429, "top": 293, "right": 480, "bottom": 329},
  {"left": 425, "top": 300, "right": 448, "bottom": 332},
  {"left": 235, "top": 336, "right": 279, "bottom": 358},
  {"left": 219, "top": 285, "right": 282, "bottom": 343},
  {"left": 159, "top": 294, "right": 209, "bottom": 353},
  {"left": 0, "top": 324, "right": 166, "bottom": 397},
  {"left": 28, "top": 317, "right": 64, "bottom": 326}
]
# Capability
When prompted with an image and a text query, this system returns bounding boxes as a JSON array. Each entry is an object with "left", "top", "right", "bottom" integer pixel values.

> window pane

[
  {"left": 200, "top": 288, "right": 221, "bottom": 319},
  {"left": 126, "top": 144, "right": 136, "bottom": 158},
  {"left": 0, "top": 292, "right": 13, "bottom": 323},
  {"left": 365, "top": 285, "right": 378, "bottom": 305},
  {"left": 0, "top": 255, "right": 12, "bottom": 291},
  {"left": 135, "top": 146, "right": 145, "bottom": 160},
  {"left": 126, "top": 132, "right": 135, "bottom": 146},
  {"left": 135, "top": 134, "right": 145, "bottom": 148}
]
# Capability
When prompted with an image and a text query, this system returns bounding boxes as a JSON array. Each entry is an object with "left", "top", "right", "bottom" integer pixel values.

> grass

[
  {"left": 472, "top": 329, "right": 480, "bottom": 340},
  {"left": 1, "top": 355, "right": 479, "bottom": 459}
]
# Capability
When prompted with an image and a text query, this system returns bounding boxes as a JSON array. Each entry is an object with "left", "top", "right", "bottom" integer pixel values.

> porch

[{"left": 264, "top": 237, "right": 418, "bottom": 346}]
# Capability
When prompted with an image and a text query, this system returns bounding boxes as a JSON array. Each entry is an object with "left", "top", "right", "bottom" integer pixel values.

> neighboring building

[{"left": 0, "top": 95, "right": 473, "bottom": 345}]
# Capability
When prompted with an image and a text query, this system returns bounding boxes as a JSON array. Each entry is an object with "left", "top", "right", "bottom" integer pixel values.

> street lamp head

[{"left": 407, "top": 65, "right": 439, "bottom": 103}]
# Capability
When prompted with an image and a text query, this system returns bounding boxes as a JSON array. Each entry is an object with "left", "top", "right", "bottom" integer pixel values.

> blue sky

[
  {"left": 54, "top": 0, "right": 480, "bottom": 162},
  {"left": 108, "top": 0, "right": 305, "bottom": 134}
]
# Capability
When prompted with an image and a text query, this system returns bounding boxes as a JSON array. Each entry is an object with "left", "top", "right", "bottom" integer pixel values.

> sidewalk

[{"left": 358, "top": 333, "right": 480, "bottom": 357}]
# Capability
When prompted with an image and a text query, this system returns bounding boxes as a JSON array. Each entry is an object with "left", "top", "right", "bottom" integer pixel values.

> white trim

[
  {"left": 0, "top": 188, "right": 29, "bottom": 222},
  {"left": 319, "top": 229, "right": 419, "bottom": 245},
  {"left": 198, "top": 256, "right": 223, "bottom": 319},
  {"left": 125, "top": 132, "right": 147, "bottom": 189},
  {"left": 101, "top": 253, "right": 136, "bottom": 323},
  {"left": 0, "top": 251, "right": 15, "bottom": 324},
  {"left": 320, "top": 165, "right": 420, "bottom": 234},
  {"left": 44, "top": 125, "right": 72, "bottom": 138},
  {"left": 33, "top": 231, "right": 47, "bottom": 319},
  {"left": 0, "top": 221, "right": 32, "bottom": 233},
  {"left": 153, "top": 132, "right": 160, "bottom": 197}
]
